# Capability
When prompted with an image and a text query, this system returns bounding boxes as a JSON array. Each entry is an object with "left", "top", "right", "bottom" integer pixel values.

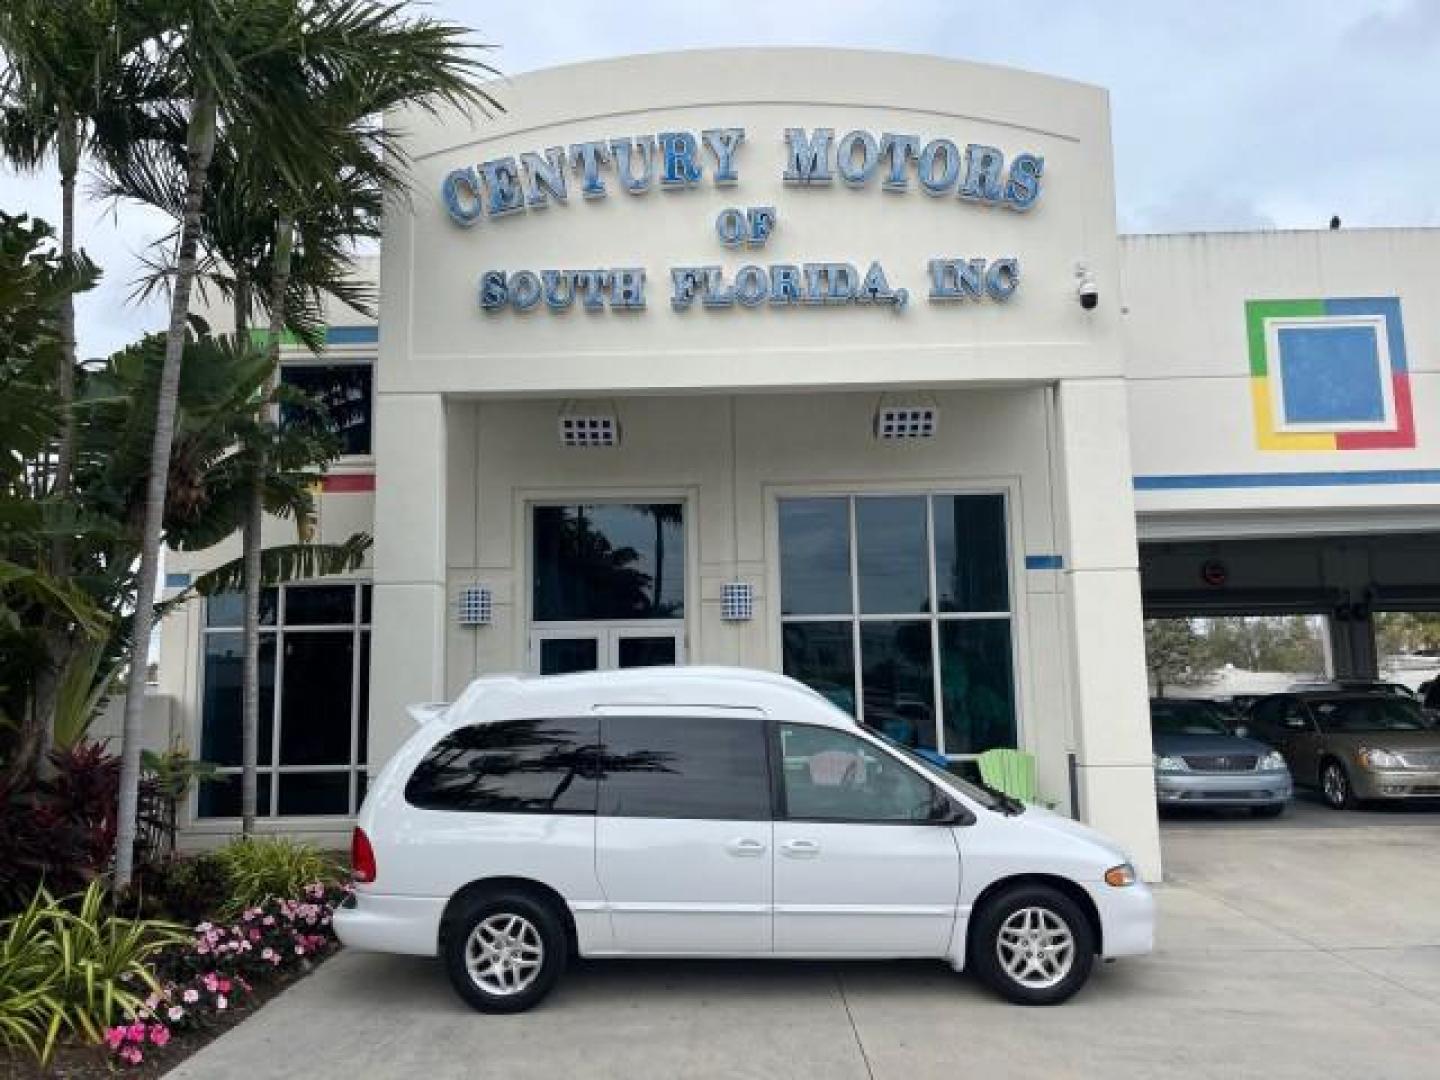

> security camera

[{"left": 1075, "top": 263, "right": 1099, "bottom": 310}]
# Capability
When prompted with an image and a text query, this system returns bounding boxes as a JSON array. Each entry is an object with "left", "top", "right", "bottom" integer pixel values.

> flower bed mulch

[{"left": 5, "top": 951, "right": 332, "bottom": 1078}]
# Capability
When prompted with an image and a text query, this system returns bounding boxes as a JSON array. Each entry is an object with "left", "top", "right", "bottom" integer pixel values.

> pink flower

[
  {"left": 167, "top": 1006, "right": 185, "bottom": 1022},
  {"left": 127, "top": 1021, "right": 147, "bottom": 1043},
  {"left": 182, "top": 988, "right": 199, "bottom": 1004},
  {"left": 216, "top": 995, "right": 228, "bottom": 1011},
  {"left": 122, "top": 1045, "right": 144, "bottom": 1065},
  {"left": 248, "top": 929, "right": 261, "bottom": 942},
  {"left": 105, "top": 1027, "right": 127, "bottom": 1050},
  {"left": 149, "top": 1025, "right": 171, "bottom": 1047},
  {"left": 263, "top": 915, "right": 275, "bottom": 926},
  {"left": 218, "top": 978, "right": 232, "bottom": 994},
  {"left": 260, "top": 947, "right": 275, "bottom": 961}
]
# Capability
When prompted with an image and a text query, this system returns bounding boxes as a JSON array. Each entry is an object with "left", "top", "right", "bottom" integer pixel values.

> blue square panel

[{"left": 1276, "top": 325, "right": 1385, "bottom": 424}]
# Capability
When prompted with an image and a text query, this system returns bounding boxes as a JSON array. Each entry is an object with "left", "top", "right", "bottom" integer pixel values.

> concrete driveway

[{"left": 170, "top": 818, "right": 1440, "bottom": 1080}]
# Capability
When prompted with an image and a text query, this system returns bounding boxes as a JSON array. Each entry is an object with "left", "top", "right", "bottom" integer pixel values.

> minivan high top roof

[{"left": 438, "top": 666, "right": 850, "bottom": 729}]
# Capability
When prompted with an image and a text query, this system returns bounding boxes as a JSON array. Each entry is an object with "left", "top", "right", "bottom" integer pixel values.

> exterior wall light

[
  {"left": 558, "top": 400, "right": 621, "bottom": 447},
  {"left": 457, "top": 585, "right": 493, "bottom": 626},
  {"left": 720, "top": 582, "right": 755, "bottom": 621},
  {"left": 873, "top": 395, "right": 939, "bottom": 439}
]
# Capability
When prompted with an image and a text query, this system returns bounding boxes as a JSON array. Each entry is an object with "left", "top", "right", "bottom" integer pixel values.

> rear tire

[
  {"left": 1250, "top": 803, "right": 1285, "bottom": 818},
  {"left": 1320, "top": 759, "right": 1356, "bottom": 811},
  {"left": 442, "top": 890, "right": 568, "bottom": 1014},
  {"left": 969, "top": 885, "right": 1096, "bottom": 1005}
]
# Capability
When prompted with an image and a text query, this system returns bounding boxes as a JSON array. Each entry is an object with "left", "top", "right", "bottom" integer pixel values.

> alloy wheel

[
  {"left": 1322, "top": 763, "right": 1349, "bottom": 809},
  {"left": 996, "top": 906, "right": 1075, "bottom": 990},
  {"left": 465, "top": 913, "right": 544, "bottom": 996}
]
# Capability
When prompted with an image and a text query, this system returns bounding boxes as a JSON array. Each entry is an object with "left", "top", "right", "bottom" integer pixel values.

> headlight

[
  {"left": 1152, "top": 753, "right": 1187, "bottom": 772},
  {"left": 1258, "top": 750, "right": 1287, "bottom": 772},
  {"left": 1357, "top": 747, "right": 1404, "bottom": 770},
  {"left": 1104, "top": 863, "right": 1137, "bottom": 887}
]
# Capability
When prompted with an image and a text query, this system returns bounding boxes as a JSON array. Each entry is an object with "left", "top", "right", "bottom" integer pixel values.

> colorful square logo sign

[{"left": 1246, "top": 297, "right": 1414, "bottom": 451}]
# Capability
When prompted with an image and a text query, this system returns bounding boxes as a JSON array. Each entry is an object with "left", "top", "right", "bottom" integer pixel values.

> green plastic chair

[{"left": 977, "top": 748, "right": 1039, "bottom": 804}]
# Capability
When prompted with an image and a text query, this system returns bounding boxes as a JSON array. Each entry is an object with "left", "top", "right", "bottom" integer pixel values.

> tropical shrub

[
  {"left": 212, "top": 837, "right": 342, "bottom": 917},
  {"left": 0, "top": 740, "right": 124, "bottom": 913},
  {"left": 141, "top": 851, "right": 231, "bottom": 926},
  {"left": 106, "top": 882, "right": 346, "bottom": 1069},
  {"left": 166, "top": 884, "right": 343, "bottom": 983},
  {"left": 43, "top": 740, "right": 121, "bottom": 872},
  {"left": 0, "top": 793, "right": 92, "bottom": 915},
  {"left": 0, "top": 892, "right": 62, "bottom": 1062},
  {"left": 107, "top": 969, "right": 249, "bottom": 1066},
  {"left": 0, "top": 883, "right": 185, "bottom": 1064}
]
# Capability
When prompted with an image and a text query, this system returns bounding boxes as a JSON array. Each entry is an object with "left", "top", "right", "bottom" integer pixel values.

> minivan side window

[
  {"left": 405, "top": 717, "right": 599, "bottom": 814},
  {"left": 597, "top": 715, "right": 771, "bottom": 820},
  {"left": 779, "top": 723, "right": 943, "bottom": 823}
]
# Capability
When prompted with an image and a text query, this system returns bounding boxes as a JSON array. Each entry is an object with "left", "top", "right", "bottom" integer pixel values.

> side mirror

[{"left": 928, "top": 796, "right": 974, "bottom": 827}]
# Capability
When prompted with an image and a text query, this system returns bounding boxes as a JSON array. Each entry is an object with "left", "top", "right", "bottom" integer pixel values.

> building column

[
  {"left": 1054, "top": 379, "right": 1162, "bottom": 880},
  {"left": 368, "top": 392, "right": 448, "bottom": 771}
]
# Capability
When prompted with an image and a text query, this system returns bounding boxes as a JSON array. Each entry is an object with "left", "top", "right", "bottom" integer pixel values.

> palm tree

[
  {"left": 0, "top": 2, "right": 157, "bottom": 780},
  {"left": 0, "top": 210, "right": 108, "bottom": 794},
  {"left": 104, "top": 6, "right": 493, "bottom": 837},
  {"left": 0, "top": 1, "right": 147, "bottom": 533},
  {"left": 110, "top": 0, "right": 493, "bottom": 883}
]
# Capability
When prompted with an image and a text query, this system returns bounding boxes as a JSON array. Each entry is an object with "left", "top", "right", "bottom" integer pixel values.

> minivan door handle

[
  {"left": 726, "top": 838, "right": 767, "bottom": 857},
  {"left": 781, "top": 839, "right": 820, "bottom": 858}
]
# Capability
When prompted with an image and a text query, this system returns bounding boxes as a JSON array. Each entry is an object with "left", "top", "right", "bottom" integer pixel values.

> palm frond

[{"left": 187, "top": 533, "right": 373, "bottom": 597}]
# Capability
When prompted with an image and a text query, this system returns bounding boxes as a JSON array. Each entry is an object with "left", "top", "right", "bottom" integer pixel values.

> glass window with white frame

[
  {"left": 198, "top": 582, "right": 371, "bottom": 817},
  {"left": 778, "top": 493, "right": 1017, "bottom": 759}
]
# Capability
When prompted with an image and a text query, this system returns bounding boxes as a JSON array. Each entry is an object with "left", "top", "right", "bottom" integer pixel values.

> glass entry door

[
  {"left": 530, "top": 500, "right": 688, "bottom": 676},
  {"left": 532, "top": 626, "right": 685, "bottom": 675}
]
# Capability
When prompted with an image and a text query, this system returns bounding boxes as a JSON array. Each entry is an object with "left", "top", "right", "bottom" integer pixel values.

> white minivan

[{"left": 335, "top": 667, "right": 1153, "bottom": 1011}]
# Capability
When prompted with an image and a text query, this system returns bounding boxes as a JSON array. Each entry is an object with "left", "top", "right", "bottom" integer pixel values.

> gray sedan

[{"left": 1150, "top": 699, "right": 1293, "bottom": 817}]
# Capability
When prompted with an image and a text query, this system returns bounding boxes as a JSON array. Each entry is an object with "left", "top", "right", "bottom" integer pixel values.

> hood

[
  {"left": 1151, "top": 732, "right": 1275, "bottom": 758},
  {"left": 1017, "top": 805, "right": 1132, "bottom": 866},
  {"left": 1318, "top": 730, "right": 1440, "bottom": 752}
]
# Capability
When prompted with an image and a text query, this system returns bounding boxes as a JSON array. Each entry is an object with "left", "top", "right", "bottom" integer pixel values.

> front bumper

[
  {"left": 1085, "top": 879, "right": 1155, "bottom": 959},
  {"left": 333, "top": 891, "right": 447, "bottom": 956},
  {"left": 1351, "top": 767, "right": 1440, "bottom": 800},
  {"left": 1155, "top": 769, "right": 1292, "bottom": 808}
]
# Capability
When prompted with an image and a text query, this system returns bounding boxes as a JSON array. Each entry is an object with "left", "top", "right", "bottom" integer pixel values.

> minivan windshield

[
  {"left": 1313, "top": 696, "right": 1429, "bottom": 734},
  {"left": 862, "top": 726, "right": 1009, "bottom": 813}
]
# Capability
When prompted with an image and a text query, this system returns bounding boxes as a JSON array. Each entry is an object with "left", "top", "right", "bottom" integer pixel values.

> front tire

[
  {"left": 1320, "top": 759, "right": 1356, "bottom": 810},
  {"left": 969, "top": 885, "right": 1096, "bottom": 1005},
  {"left": 442, "top": 891, "right": 568, "bottom": 1014}
]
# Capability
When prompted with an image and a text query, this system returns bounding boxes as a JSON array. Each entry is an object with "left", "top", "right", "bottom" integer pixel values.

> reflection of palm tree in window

[
  {"left": 597, "top": 748, "right": 675, "bottom": 776},
  {"left": 640, "top": 504, "right": 684, "bottom": 618},
  {"left": 410, "top": 719, "right": 599, "bottom": 811},
  {"left": 537, "top": 508, "right": 652, "bottom": 619}
]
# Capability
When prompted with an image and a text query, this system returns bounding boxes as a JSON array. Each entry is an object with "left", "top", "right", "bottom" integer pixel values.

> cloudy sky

[{"left": 3, "top": 0, "right": 1435, "bottom": 358}]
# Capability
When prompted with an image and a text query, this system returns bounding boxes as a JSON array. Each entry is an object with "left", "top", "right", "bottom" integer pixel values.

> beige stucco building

[{"left": 152, "top": 51, "right": 1440, "bottom": 880}]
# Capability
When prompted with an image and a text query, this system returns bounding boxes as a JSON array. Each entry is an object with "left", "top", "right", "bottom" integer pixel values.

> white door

[
  {"left": 530, "top": 625, "right": 685, "bottom": 674},
  {"left": 772, "top": 723, "right": 961, "bottom": 956},
  {"left": 593, "top": 714, "right": 773, "bottom": 954}
]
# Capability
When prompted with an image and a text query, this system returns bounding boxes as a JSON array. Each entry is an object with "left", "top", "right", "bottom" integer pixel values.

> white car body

[{"left": 335, "top": 667, "right": 1154, "bottom": 973}]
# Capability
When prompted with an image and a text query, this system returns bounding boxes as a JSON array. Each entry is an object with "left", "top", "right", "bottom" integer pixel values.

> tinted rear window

[
  {"left": 598, "top": 715, "right": 771, "bottom": 820},
  {"left": 405, "top": 717, "right": 599, "bottom": 814}
]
